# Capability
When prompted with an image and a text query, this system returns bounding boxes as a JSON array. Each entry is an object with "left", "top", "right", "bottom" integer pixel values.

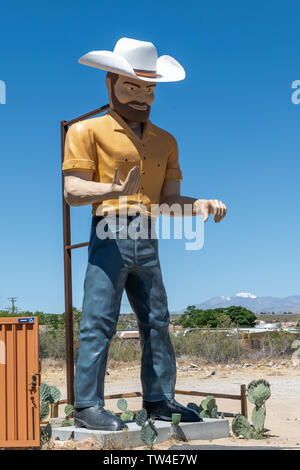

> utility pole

[{"left": 7, "top": 297, "right": 18, "bottom": 314}]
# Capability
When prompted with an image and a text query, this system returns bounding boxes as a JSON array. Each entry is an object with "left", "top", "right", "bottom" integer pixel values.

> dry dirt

[{"left": 41, "top": 359, "right": 300, "bottom": 450}]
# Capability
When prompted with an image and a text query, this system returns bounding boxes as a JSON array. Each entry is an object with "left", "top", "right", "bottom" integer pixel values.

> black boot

[
  {"left": 74, "top": 405, "right": 127, "bottom": 431},
  {"left": 142, "top": 398, "right": 202, "bottom": 422}
]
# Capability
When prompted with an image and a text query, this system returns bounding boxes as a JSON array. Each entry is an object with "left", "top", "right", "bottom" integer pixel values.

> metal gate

[{"left": 0, "top": 317, "right": 40, "bottom": 448}]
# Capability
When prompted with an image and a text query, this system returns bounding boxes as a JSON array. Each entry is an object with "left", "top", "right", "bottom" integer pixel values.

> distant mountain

[{"left": 172, "top": 293, "right": 300, "bottom": 315}]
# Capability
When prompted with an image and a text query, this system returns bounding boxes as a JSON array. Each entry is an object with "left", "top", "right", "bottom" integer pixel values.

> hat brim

[{"left": 78, "top": 50, "right": 185, "bottom": 82}]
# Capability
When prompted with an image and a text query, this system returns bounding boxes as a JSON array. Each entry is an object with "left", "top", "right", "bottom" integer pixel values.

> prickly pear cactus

[
  {"left": 171, "top": 413, "right": 181, "bottom": 426},
  {"left": 40, "top": 383, "right": 51, "bottom": 402},
  {"left": 40, "top": 382, "right": 61, "bottom": 404},
  {"left": 187, "top": 402, "right": 199, "bottom": 413},
  {"left": 117, "top": 398, "right": 128, "bottom": 412},
  {"left": 199, "top": 409, "right": 210, "bottom": 418},
  {"left": 252, "top": 404, "right": 266, "bottom": 433},
  {"left": 170, "top": 413, "right": 187, "bottom": 441},
  {"left": 44, "top": 422, "right": 52, "bottom": 438},
  {"left": 40, "top": 382, "right": 61, "bottom": 422},
  {"left": 232, "top": 379, "right": 271, "bottom": 439},
  {"left": 135, "top": 408, "right": 148, "bottom": 427},
  {"left": 247, "top": 379, "right": 271, "bottom": 407},
  {"left": 40, "top": 401, "right": 50, "bottom": 421},
  {"left": 40, "top": 422, "right": 52, "bottom": 444},
  {"left": 232, "top": 414, "right": 253, "bottom": 439},
  {"left": 141, "top": 419, "right": 158, "bottom": 448},
  {"left": 135, "top": 410, "right": 158, "bottom": 448},
  {"left": 48, "top": 385, "right": 61, "bottom": 404},
  {"left": 197, "top": 396, "right": 218, "bottom": 418},
  {"left": 64, "top": 404, "right": 74, "bottom": 418},
  {"left": 121, "top": 410, "right": 135, "bottom": 421},
  {"left": 200, "top": 396, "right": 216, "bottom": 413}
]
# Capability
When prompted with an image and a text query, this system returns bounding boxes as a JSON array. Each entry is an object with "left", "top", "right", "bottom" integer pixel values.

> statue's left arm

[
  {"left": 159, "top": 135, "right": 227, "bottom": 222},
  {"left": 160, "top": 180, "right": 227, "bottom": 222}
]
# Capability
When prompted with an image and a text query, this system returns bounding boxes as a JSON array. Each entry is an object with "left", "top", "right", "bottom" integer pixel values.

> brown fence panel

[{"left": 0, "top": 317, "right": 40, "bottom": 448}]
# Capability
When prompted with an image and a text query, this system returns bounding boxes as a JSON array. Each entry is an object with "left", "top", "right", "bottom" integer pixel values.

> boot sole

[{"left": 74, "top": 418, "right": 127, "bottom": 431}]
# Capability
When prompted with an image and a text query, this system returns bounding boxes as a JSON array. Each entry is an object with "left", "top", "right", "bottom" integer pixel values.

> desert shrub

[
  {"left": 40, "top": 330, "right": 66, "bottom": 360},
  {"left": 39, "top": 328, "right": 80, "bottom": 360},
  {"left": 265, "top": 331, "right": 295, "bottom": 355},
  {"left": 170, "top": 331, "right": 241, "bottom": 363},
  {"left": 39, "top": 325, "right": 299, "bottom": 364},
  {"left": 40, "top": 329, "right": 140, "bottom": 362},
  {"left": 244, "top": 330, "right": 297, "bottom": 360},
  {"left": 108, "top": 337, "right": 141, "bottom": 362}
]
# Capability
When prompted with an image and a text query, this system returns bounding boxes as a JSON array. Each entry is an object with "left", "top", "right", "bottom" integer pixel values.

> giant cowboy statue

[{"left": 62, "top": 38, "right": 227, "bottom": 431}]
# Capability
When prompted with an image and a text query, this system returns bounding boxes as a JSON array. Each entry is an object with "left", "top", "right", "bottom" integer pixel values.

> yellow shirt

[{"left": 62, "top": 110, "right": 183, "bottom": 216}]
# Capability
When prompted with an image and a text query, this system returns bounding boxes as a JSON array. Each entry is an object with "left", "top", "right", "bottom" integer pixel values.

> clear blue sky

[{"left": 0, "top": 0, "right": 299, "bottom": 314}]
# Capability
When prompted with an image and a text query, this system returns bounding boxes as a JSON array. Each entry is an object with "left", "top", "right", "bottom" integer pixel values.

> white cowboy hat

[{"left": 78, "top": 37, "right": 185, "bottom": 83}]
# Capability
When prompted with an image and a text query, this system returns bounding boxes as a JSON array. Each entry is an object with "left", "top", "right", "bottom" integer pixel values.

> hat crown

[{"left": 113, "top": 38, "right": 158, "bottom": 72}]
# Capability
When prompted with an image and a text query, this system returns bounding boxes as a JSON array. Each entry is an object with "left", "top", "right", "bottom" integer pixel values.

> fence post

[
  {"left": 50, "top": 403, "right": 59, "bottom": 418},
  {"left": 240, "top": 384, "right": 248, "bottom": 419}
]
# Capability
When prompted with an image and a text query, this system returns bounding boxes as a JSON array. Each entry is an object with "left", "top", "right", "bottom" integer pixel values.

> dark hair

[{"left": 106, "top": 71, "right": 119, "bottom": 88}]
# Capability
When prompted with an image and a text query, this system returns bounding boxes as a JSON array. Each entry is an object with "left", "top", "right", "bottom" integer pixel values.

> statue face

[{"left": 106, "top": 74, "right": 156, "bottom": 122}]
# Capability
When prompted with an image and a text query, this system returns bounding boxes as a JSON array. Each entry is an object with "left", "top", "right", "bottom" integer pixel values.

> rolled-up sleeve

[
  {"left": 164, "top": 135, "right": 183, "bottom": 181},
  {"left": 62, "top": 123, "right": 96, "bottom": 173}
]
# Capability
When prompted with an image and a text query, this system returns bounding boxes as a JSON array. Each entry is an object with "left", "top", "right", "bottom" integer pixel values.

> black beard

[{"left": 111, "top": 93, "right": 151, "bottom": 123}]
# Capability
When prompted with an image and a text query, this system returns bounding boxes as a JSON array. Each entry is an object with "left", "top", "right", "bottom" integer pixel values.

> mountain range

[{"left": 172, "top": 292, "right": 300, "bottom": 315}]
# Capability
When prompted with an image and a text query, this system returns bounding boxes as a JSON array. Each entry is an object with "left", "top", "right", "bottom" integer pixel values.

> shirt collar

[{"left": 107, "top": 109, "right": 157, "bottom": 138}]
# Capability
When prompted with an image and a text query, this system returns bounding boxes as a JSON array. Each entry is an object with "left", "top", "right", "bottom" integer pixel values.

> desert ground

[{"left": 41, "top": 358, "right": 300, "bottom": 450}]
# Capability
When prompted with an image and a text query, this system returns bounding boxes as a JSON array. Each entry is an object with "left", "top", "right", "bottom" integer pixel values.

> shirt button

[
  {"left": 142, "top": 171, "right": 145, "bottom": 175},
  {"left": 125, "top": 158, "right": 128, "bottom": 161},
  {"left": 143, "top": 156, "right": 146, "bottom": 160},
  {"left": 158, "top": 163, "right": 160, "bottom": 167},
  {"left": 141, "top": 186, "right": 144, "bottom": 190}
]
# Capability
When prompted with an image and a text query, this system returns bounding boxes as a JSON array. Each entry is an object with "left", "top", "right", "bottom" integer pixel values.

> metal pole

[
  {"left": 61, "top": 120, "right": 74, "bottom": 405},
  {"left": 60, "top": 104, "right": 109, "bottom": 405},
  {"left": 237, "top": 321, "right": 241, "bottom": 366},
  {"left": 65, "top": 104, "right": 109, "bottom": 127}
]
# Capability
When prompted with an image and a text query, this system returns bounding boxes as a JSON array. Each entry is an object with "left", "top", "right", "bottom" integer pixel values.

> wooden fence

[{"left": 48, "top": 384, "right": 247, "bottom": 420}]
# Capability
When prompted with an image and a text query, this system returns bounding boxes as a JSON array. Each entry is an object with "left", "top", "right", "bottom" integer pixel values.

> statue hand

[
  {"left": 111, "top": 166, "right": 141, "bottom": 197},
  {"left": 193, "top": 199, "right": 227, "bottom": 222}
]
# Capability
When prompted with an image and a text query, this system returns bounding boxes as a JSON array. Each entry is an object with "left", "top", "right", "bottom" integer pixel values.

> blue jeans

[{"left": 74, "top": 215, "right": 177, "bottom": 408}]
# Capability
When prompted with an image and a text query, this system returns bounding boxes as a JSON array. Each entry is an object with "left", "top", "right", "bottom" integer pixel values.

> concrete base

[{"left": 51, "top": 418, "right": 229, "bottom": 448}]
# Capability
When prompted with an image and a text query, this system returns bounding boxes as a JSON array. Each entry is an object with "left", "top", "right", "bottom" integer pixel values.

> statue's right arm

[{"left": 63, "top": 166, "right": 141, "bottom": 207}]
